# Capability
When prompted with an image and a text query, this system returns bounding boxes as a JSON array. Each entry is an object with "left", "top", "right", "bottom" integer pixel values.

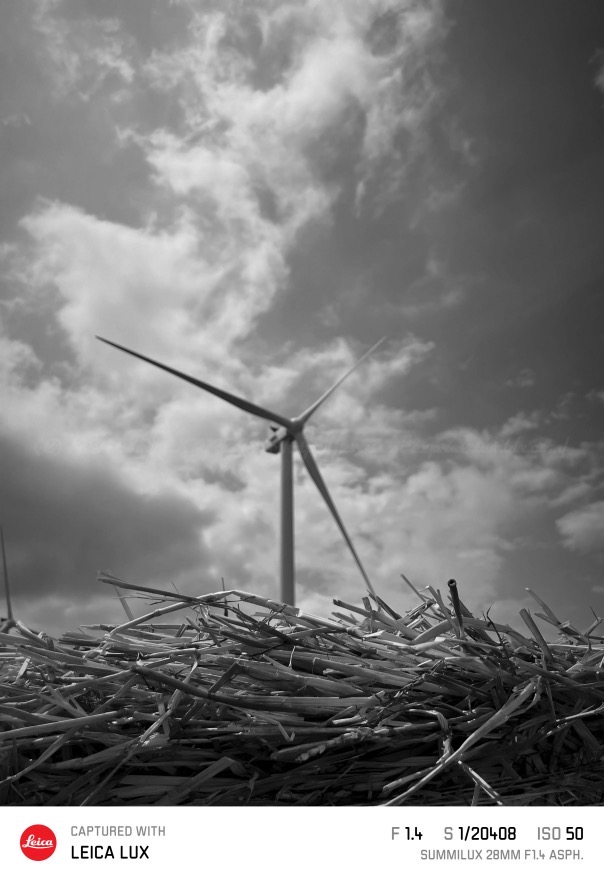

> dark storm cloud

[
  {"left": 379, "top": 0, "right": 604, "bottom": 435},
  {"left": 0, "top": 432, "right": 212, "bottom": 616}
]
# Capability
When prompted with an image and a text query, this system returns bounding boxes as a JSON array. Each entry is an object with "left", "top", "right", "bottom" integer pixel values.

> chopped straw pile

[{"left": 1, "top": 574, "right": 603, "bottom": 806}]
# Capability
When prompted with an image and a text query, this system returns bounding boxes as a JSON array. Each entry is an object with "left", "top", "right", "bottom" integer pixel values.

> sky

[{"left": 1, "top": 0, "right": 603, "bottom": 637}]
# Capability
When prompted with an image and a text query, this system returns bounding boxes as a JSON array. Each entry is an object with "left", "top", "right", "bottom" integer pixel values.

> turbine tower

[{"left": 97, "top": 335, "right": 384, "bottom": 605}]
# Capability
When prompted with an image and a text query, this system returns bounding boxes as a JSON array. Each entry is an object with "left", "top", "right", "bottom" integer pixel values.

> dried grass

[{"left": 1, "top": 573, "right": 603, "bottom": 806}]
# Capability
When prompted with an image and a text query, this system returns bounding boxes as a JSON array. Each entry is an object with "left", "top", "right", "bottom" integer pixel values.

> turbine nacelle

[{"left": 266, "top": 425, "right": 290, "bottom": 454}]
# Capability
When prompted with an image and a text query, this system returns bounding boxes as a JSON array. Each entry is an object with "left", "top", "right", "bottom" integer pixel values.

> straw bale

[{"left": 0, "top": 574, "right": 603, "bottom": 806}]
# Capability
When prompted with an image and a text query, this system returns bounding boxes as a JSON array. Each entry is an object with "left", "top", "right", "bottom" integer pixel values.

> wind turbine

[{"left": 96, "top": 335, "right": 384, "bottom": 605}]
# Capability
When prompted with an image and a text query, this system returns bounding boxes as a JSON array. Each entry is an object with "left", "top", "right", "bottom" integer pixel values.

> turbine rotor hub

[{"left": 265, "top": 425, "right": 290, "bottom": 453}]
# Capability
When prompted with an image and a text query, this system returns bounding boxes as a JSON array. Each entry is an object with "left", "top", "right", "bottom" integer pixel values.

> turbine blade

[
  {"left": 295, "top": 432, "right": 376, "bottom": 597},
  {"left": 96, "top": 337, "right": 292, "bottom": 428},
  {"left": 297, "top": 337, "right": 385, "bottom": 425}
]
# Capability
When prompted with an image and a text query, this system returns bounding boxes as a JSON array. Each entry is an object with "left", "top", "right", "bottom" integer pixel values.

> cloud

[
  {"left": 19, "top": 0, "right": 452, "bottom": 361},
  {"left": 586, "top": 388, "right": 604, "bottom": 405},
  {"left": 550, "top": 482, "right": 593, "bottom": 509},
  {"left": 556, "top": 501, "right": 604, "bottom": 554},
  {"left": 550, "top": 391, "right": 581, "bottom": 421},
  {"left": 0, "top": 430, "right": 212, "bottom": 634},
  {"left": 400, "top": 255, "right": 468, "bottom": 318},
  {"left": 18, "top": 202, "right": 234, "bottom": 359},
  {"left": 142, "top": 0, "right": 449, "bottom": 215},
  {"left": 505, "top": 368, "right": 535, "bottom": 388},
  {"left": 31, "top": 0, "right": 136, "bottom": 102},
  {"left": 289, "top": 421, "right": 586, "bottom": 617},
  {"left": 1, "top": 113, "right": 32, "bottom": 128},
  {"left": 0, "top": 331, "right": 42, "bottom": 380},
  {"left": 499, "top": 410, "right": 541, "bottom": 439}
]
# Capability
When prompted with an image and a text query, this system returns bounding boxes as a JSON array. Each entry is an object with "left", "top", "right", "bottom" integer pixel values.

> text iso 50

[{"left": 537, "top": 828, "right": 584, "bottom": 841}]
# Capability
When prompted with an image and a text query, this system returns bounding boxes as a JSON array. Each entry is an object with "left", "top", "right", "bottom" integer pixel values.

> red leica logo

[{"left": 20, "top": 825, "right": 57, "bottom": 861}]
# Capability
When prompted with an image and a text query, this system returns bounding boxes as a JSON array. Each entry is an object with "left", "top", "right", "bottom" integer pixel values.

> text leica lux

[{"left": 71, "top": 845, "right": 149, "bottom": 860}]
